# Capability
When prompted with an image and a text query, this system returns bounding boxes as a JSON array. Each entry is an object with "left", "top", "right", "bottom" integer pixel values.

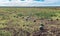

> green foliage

[{"left": 17, "top": 13, "right": 23, "bottom": 17}]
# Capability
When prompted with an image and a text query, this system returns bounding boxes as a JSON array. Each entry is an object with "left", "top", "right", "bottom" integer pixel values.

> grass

[
  {"left": 0, "top": 7, "right": 60, "bottom": 36},
  {"left": 0, "top": 30, "right": 12, "bottom": 36}
]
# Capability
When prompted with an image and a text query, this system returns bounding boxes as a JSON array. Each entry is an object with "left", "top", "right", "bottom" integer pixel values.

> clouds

[
  {"left": 30, "top": 0, "right": 60, "bottom": 6},
  {"left": 0, "top": 0, "right": 60, "bottom": 6}
]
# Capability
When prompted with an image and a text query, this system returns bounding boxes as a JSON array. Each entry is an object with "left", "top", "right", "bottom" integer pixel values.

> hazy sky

[{"left": 0, "top": 0, "right": 60, "bottom": 6}]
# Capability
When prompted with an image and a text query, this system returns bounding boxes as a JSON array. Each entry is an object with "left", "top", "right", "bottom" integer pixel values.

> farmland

[{"left": 0, "top": 7, "right": 60, "bottom": 36}]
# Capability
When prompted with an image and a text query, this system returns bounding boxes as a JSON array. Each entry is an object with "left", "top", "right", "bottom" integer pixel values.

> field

[{"left": 0, "top": 7, "right": 60, "bottom": 36}]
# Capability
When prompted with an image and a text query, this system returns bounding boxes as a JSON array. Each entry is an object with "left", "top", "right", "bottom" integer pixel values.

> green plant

[{"left": 17, "top": 13, "right": 23, "bottom": 17}]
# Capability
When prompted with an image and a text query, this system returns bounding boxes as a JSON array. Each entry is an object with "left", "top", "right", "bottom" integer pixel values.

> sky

[{"left": 0, "top": 0, "right": 60, "bottom": 7}]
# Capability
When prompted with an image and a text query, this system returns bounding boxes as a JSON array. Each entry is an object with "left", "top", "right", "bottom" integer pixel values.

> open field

[{"left": 0, "top": 7, "right": 60, "bottom": 36}]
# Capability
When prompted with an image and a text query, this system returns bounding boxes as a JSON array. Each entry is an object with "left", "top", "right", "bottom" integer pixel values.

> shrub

[{"left": 17, "top": 13, "right": 23, "bottom": 17}]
